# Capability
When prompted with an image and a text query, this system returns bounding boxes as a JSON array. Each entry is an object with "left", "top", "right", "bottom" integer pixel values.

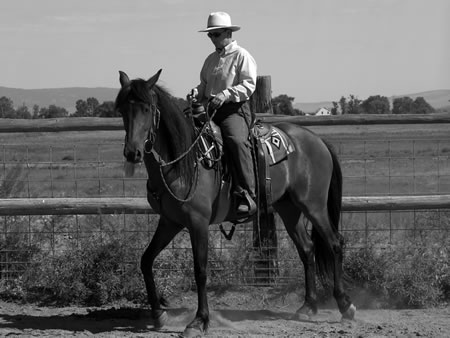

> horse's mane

[{"left": 116, "top": 79, "right": 196, "bottom": 181}]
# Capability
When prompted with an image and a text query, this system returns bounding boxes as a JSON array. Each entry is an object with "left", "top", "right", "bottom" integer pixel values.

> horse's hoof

[
  {"left": 179, "top": 327, "right": 204, "bottom": 338},
  {"left": 341, "top": 304, "right": 356, "bottom": 321},
  {"left": 292, "top": 304, "right": 317, "bottom": 321},
  {"left": 153, "top": 310, "right": 169, "bottom": 330},
  {"left": 292, "top": 312, "right": 312, "bottom": 321}
]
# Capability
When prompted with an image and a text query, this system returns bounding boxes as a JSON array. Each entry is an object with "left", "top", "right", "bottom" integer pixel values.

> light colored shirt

[{"left": 196, "top": 40, "right": 257, "bottom": 103}]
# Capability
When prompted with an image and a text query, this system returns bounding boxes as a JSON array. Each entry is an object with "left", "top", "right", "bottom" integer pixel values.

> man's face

[{"left": 207, "top": 29, "right": 231, "bottom": 49}]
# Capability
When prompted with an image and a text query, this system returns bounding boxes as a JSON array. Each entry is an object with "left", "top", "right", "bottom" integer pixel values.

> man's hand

[
  {"left": 208, "top": 92, "right": 226, "bottom": 110},
  {"left": 186, "top": 88, "right": 198, "bottom": 102}
]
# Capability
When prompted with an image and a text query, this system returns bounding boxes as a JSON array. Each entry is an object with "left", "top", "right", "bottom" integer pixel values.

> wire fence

[{"left": 0, "top": 130, "right": 449, "bottom": 285}]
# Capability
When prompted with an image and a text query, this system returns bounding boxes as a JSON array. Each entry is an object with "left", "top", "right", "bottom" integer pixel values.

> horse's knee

[
  {"left": 194, "top": 266, "right": 207, "bottom": 284},
  {"left": 301, "top": 244, "right": 315, "bottom": 263}
]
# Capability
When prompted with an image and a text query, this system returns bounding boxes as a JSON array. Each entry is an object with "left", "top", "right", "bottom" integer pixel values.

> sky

[{"left": 1, "top": 0, "right": 449, "bottom": 103}]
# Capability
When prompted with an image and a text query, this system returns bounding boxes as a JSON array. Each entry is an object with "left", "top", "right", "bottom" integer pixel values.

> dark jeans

[{"left": 213, "top": 102, "right": 255, "bottom": 196}]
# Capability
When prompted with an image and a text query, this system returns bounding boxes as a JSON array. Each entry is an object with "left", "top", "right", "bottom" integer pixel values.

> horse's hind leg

[
  {"left": 306, "top": 206, "right": 355, "bottom": 320},
  {"left": 141, "top": 217, "right": 182, "bottom": 329},
  {"left": 276, "top": 201, "right": 318, "bottom": 318}
]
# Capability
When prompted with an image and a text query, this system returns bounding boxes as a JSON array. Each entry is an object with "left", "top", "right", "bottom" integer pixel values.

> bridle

[
  {"left": 126, "top": 98, "right": 202, "bottom": 203},
  {"left": 143, "top": 102, "right": 160, "bottom": 153}
]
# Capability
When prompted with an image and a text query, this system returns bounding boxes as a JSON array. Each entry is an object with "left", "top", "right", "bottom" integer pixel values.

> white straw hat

[{"left": 199, "top": 12, "right": 240, "bottom": 32}]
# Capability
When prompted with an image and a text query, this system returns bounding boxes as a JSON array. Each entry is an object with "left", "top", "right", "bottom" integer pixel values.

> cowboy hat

[{"left": 199, "top": 12, "right": 240, "bottom": 32}]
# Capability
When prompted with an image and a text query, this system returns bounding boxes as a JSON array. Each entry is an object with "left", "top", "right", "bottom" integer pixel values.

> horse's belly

[{"left": 268, "top": 160, "right": 291, "bottom": 202}]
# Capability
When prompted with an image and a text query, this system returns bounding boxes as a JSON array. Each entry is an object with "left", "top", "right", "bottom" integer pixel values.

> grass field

[{"left": 1, "top": 123, "right": 449, "bottom": 198}]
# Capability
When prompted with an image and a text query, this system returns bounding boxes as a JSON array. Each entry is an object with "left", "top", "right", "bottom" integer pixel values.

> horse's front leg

[
  {"left": 181, "top": 223, "right": 210, "bottom": 338},
  {"left": 141, "top": 217, "right": 182, "bottom": 329}
]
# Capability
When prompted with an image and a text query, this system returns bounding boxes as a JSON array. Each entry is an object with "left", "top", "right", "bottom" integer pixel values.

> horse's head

[{"left": 115, "top": 69, "right": 162, "bottom": 169}]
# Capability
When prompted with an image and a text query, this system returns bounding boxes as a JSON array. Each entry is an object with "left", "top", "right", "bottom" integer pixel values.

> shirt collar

[{"left": 216, "top": 40, "right": 237, "bottom": 56}]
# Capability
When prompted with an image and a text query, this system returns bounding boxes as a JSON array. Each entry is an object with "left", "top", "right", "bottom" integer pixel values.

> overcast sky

[{"left": 1, "top": 0, "right": 449, "bottom": 102}]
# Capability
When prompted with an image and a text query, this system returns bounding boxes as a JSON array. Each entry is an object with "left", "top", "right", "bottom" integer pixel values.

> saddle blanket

[{"left": 256, "top": 124, "right": 295, "bottom": 165}]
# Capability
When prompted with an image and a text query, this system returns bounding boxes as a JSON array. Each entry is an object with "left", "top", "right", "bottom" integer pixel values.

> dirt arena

[{"left": 0, "top": 289, "right": 448, "bottom": 337}]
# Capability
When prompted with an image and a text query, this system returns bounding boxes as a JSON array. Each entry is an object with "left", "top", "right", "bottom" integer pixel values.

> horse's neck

[{"left": 152, "top": 134, "right": 170, "bottom": 163}]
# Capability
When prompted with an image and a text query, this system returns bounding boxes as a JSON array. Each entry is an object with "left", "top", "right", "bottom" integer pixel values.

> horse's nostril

[
  {"left": 124, "top": 148, "right": 142, "bottom": 164},
  {"left": 126, "top": 152, "right": 135, "bottom": 163},
  {"left": 135, "top": 150, "right": 142, "bottom": 162}
]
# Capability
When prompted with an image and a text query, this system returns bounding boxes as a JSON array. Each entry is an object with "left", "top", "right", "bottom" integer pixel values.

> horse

[{"left": 115, "top": 69, "right": 356, "bottom": 337}]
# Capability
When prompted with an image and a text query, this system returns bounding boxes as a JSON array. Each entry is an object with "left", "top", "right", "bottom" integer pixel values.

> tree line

[
  {"left": 0, "top": 93, "right": 436, "bottom": 119},
  {"left": 272, "top": 94, "right": 436, "bottom": 116},
  {"left": 0, "top": 96, "right": 119, "bottom": 119}
]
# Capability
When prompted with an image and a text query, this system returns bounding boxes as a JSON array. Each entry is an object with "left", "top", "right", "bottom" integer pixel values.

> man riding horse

[{"left": 188, "top": 12, "right": 257, "bottom": 217}]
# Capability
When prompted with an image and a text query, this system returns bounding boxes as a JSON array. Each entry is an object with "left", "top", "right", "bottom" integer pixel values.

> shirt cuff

[{"left": 221, "top": 90, "right": 232, "bottom": 102}]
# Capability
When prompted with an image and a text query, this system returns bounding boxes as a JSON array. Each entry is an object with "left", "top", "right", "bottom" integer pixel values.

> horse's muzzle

[{"left": 124, "top": 148, "right": 143, "bottom": 163}]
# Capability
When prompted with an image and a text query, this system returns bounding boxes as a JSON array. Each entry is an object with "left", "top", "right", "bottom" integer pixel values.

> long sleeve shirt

[{"left": 196, "top": 40, "right": 257, "bottom": 103}]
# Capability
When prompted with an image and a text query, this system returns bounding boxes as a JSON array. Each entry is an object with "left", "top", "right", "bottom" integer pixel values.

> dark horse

[{"left": 115, "top": 69, "right": 355, "bottom": 337}]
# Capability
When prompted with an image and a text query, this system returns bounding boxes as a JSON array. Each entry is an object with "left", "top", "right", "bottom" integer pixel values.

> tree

[
  {"left": 94, "top": 101, "right": 118, "bottom": 117},
  {"left": 32, "top": 105, "right": 40, "bottom": 119},
  {"left": 38, "top": 105, "right": 68, "bottom": 118},
  {"left": 331, "top": 101, "right": 340, "bottom": 115},
  {"left": 86, "top": 97, "right": 99, "bottom": 116},
  {"left": 272, "top": 94, "right": 297, "bottom": 115},
  {"left": 392, "top": 97, "right": 415, "bottom": 114},
  {"left": 73, "top": 97, "right": 99, "bottom": 117},
  {"left": 0, "top": 96, "right": 15, "bottom": 118},
  {"left": 15, "top": 104, "right": 32, "bottom": 119},
  {"left": 361, "top": 95, "right": 391, "bottom": 114},
  {"left": 74, "top": 99, "right": 89, "bottom": 117},
  {"left": 347, "top": 94, "right": 364, "bottom": 114},
  {"left": 413, "top": 97, "right": 435, "bottom": 114},
  {"left": 338, "top": 96, "right": 348, "bottom": 115}
]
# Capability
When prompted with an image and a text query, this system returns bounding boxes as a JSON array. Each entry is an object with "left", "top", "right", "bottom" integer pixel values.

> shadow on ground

[{"left": 0, "top": 306, "right": 341, "bottom": 334}]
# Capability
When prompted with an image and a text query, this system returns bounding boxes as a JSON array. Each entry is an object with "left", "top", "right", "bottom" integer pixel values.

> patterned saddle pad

[{"left": 253, "top": 122, "right": 295, "bottom": 165}]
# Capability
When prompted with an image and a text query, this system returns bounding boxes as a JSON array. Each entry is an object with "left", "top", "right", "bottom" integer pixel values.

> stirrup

[{"left": 236, "top": 190, "right": 257, "bottom": 217}]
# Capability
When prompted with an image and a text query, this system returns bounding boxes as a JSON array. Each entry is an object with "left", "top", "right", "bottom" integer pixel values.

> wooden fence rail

[
  {"left": 0, "top": 195, "right": 449, "bottom": 216},
  {"left": 1, "top": 114, "right": 450, "bottom": 133}
]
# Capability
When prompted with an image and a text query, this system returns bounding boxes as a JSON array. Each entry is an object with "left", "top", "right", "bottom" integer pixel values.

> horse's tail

[
  {"left": 312, "top": 141, "right": 344, "bottom": 282},
  {"left": 326, "top": 142, "right": 343, "bottom": 233}
]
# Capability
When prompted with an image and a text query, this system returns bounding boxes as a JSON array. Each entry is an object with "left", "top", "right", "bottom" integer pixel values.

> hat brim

[{"left": 199, "top": 25, "right": 240, "bottom": 32}]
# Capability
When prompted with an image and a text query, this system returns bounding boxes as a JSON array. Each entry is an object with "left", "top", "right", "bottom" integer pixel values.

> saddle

[{"left": 190, "top": 109, "right": 295, "bottom": 220}]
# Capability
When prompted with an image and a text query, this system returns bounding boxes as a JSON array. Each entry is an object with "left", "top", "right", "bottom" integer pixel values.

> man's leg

[{"left": 220, "top": 113, "right": 256, "bottom": 215}]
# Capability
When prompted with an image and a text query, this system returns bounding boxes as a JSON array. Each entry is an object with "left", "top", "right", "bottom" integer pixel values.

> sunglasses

[{"left": 207, "top": 31, "right": 225, "bottom": 38}]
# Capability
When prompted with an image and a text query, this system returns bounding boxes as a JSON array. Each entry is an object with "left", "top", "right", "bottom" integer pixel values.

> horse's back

[{"left": 268, "top": 122, "right": 334, "bottom": 204}]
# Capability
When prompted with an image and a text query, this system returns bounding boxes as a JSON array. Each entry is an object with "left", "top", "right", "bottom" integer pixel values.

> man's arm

[{"left": 222, "top": 51, "right": 257, "bottom": 102}]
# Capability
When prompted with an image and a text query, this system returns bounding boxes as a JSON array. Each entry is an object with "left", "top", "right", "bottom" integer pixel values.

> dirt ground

[{"left": 0, "top": 289, "right": 448, "bottom": 337}]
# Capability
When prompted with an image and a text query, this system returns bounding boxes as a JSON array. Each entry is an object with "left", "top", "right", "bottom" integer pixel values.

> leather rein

[{"left": 138, "top": 101, "right": 214, "bottom": 203}]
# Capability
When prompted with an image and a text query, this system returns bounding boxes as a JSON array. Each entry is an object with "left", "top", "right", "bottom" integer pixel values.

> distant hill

[
  {"left": 0, "top": 86, "right": 119, "bottom": 114},
  {"left": 1, "top": 86, "right": 449, "bottom": 115},
  {"left": 294, "top": 89, "right": 450, "bottom": 113}
]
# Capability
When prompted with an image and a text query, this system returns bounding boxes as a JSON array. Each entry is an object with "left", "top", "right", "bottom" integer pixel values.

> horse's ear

[
  {"left": 119, "top": 71, "right": 130, "bottom": 87},
  {"left": 147, "top": 69, "right": 162, "bottom": 88}
]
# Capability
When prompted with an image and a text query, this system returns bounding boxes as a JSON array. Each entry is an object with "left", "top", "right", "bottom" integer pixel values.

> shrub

[
  {"left": 344, "top": 244, "right": 449, "bottom": 308},
  {"left": 344, "top": 246, "right": 386, "bottom": 293},
  {"left": 22, "top": 237, "right": 145, "bottom": 306}
]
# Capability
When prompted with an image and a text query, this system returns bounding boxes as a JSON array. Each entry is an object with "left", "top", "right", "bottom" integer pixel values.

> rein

[{"left": 142, "top": 103, "right": 216, "bottom": 203}]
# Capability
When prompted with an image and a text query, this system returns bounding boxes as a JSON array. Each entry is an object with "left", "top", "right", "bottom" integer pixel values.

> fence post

[
  {"left": 250, "top": 75, "right": 273, "bottom": 114},
  {"left": 251, "top": 75, "right": 279, "bottom": 284}
]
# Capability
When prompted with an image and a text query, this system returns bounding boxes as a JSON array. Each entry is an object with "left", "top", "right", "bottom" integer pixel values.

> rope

[{"left": 146, "top": 103, "right": 218, "bottom": 203}]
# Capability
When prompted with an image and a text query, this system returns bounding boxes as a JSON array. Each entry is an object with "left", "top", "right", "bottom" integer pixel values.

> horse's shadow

[{"left": 0, "top": 306, "right": 339, "bottom": 334}]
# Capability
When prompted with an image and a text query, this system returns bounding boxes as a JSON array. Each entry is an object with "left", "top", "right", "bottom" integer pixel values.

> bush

[
  {"left": 22, "top": 237, "right": 145, "bottom": 306},
  {"left": 344, "top": 244, "right": 449, "bottom": 308}
]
